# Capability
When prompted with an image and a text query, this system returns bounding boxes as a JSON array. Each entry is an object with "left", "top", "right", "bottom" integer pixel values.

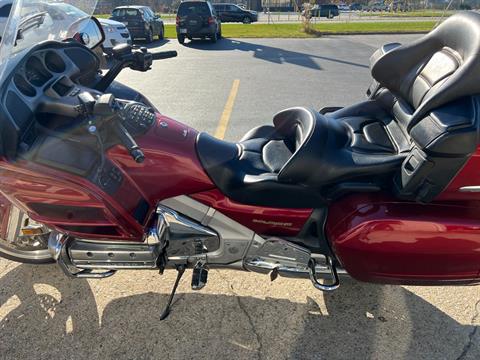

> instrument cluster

[{"left": 0, "top": 42, "right": 100, "bottom": 159}]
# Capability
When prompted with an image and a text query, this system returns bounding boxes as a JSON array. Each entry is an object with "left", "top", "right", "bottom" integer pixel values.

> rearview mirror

[{"left": 69, "top": 17, "right": 105, "bottom": 49}]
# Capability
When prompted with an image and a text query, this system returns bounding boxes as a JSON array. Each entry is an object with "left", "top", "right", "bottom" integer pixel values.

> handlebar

[
  {"left": 151, "top": 51, "right": 178, "bottom": 61},
  {"left": 95, "top": 48, "right": 178, "bottom": 92},
  {"left": 112, "top": 121, "right": 145, "bottom": 163}
]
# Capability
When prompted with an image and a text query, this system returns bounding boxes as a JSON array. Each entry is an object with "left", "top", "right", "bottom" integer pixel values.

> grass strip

[{"left": 163, "top": 21, "right": 435, "bottom": 38}]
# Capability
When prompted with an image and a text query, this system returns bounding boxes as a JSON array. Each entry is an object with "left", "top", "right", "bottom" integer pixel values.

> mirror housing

[{"left": 70, "top": 16, "right": 105, "bottom": 49}]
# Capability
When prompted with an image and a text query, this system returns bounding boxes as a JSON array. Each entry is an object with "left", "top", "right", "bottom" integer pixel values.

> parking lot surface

[{"left": 1, "top": 35, "right": 480, "bottom": 360}]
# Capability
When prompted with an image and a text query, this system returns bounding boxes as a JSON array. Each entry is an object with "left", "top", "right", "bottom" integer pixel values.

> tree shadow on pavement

[
  {"left": 183, "top": 38, "right": 369, "bottom": 71},
  {"left": 0, "top": 265, "right": 478, "bottom": 359}
]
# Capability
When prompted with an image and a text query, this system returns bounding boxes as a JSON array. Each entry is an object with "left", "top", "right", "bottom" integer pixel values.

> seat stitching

[
  {"left": 412, "top": 75, "right": 431, "bottom": 107},
  {"left": 441, "top": 46, "right": 462, "bottom": 66},
  {"left": 417, "top": 72, "right": 432, "bottom": 87}
]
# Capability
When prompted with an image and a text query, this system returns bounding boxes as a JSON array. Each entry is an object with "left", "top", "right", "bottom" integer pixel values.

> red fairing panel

[
  {"left": 437, "top": 147, "right": 480, "bottom": 201},
  {"left": 107, "top": 114, "right": 214, "bottom": 204},
  {"left": 191, "top": 189, "right": 312, "bottom": 236},
  {"left": 0, "top": 114, "right": 214, "bottom": 241},
  {"left": 0, "top": 160, "right": 145, "bottom": 239},
  {"left": 327, "top": 193, "right": 480, "bottom": 284}
]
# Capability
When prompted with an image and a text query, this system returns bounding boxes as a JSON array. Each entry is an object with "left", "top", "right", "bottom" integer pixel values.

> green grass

[
  {"left": 358, "top": 10, "right": 454, "bottom": 17},
  {"left": 164, "top": 21, "right": 436, "bottom": 38}
]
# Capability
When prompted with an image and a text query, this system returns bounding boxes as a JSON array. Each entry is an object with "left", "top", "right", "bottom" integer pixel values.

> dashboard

[{"left": 0, "top": 41, "right": 100, "bottom": 160}]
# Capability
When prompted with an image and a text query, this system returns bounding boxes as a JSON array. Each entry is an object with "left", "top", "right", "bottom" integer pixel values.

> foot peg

[
  {"left": 308, "top": 256, "right": 340, "bottom": 291},
  {"left": 191, "top": 261, "right": 208, "bottom": 290},
  {"left": 50, "top": 234, "right": 117, "bottom": 279}
]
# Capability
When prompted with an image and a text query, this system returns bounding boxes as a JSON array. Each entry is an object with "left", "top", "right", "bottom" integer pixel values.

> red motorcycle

[{"left": 1, "top": 5, "right": 480, "bottom": 318}]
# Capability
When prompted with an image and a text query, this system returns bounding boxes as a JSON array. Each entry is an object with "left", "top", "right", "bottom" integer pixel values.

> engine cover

[{"left": 155, "top": 205, "right": 220, "bottom": 262}]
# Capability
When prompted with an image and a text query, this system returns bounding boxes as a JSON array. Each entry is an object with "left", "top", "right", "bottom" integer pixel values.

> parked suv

[
  {"left": 212, "top": 3, "right": 258, "bottom": 24},
  {"left": 176, "top": 1, "right": 221, "bottom": 44},
  {"left": 309, "top": 4, "right": 339, "bottom": 18},
  {"left": 110, "top": 5, "right": 164, "bottom": 43}
]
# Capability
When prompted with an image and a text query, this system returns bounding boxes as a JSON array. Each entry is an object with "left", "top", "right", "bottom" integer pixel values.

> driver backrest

[{"left": 371, "top": 11, "right": 480, "bottom": 130}]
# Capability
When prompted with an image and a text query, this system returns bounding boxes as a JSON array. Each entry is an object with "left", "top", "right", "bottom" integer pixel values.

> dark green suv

[{"left": 176, "top": 1, "right": 222, "bottom": 44}]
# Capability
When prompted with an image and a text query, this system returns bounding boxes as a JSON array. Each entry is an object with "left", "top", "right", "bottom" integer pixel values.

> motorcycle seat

[{"left": 196, "top": 106, "right": 407, "bottom": 208}]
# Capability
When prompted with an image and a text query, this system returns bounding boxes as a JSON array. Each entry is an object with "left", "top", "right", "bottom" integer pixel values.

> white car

[
  {"left": 98, "top": 18, "right": 132, "bottom": 55},
  {"left": 0, "top": 0, "right": 132, "bottom": 56},
  {"left": 47, "top": 3, "right": 132, "bottom": 54}
]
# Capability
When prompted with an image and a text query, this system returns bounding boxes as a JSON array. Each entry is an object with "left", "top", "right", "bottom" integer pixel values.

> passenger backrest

[
  {"left": 371, "top": 11, "right": 480, "bottom": 129},
  {"left": 406, "top": 48, "right": 461, "bottom": 109}
]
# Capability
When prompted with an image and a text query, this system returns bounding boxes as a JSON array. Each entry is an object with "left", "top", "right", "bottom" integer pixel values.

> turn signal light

[
  {"left": 21, "top": 226, "right": 44, "bottom": 236},
  {"left": 176, "top": 16, "right": 180, "bottom": 25},
  {"left": 208, "top": 16, "right": 215, "bottom": 24}
]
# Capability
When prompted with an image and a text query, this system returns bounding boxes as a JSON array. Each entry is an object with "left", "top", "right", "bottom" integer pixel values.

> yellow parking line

[{"left": 214, "top": 79, "right": 240, "bottom": 140}]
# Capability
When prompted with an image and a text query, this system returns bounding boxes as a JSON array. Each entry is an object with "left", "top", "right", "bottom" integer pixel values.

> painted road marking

[{"left": 214, "top": 79, "right": 240, "bottom": 140}]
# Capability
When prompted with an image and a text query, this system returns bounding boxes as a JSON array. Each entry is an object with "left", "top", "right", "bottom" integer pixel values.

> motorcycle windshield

[{"left": 0, "top": 0, "right": 99, "bottom": 84}]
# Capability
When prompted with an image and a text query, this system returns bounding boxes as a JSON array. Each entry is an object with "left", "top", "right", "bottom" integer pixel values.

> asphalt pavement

[{"left": 1, "top": 35, "right": 480, "bottom": 360}]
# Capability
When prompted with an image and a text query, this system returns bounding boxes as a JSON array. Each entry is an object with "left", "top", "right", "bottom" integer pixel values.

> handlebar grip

[
  {"left": 151, "top": 51, "right": 178, "bottom": 60},
  {"left": 130, "top": 148, "right": 145, "bottom": 163},
  {"left": 113, "top": 122, "right": 145, "bottom": 163}
]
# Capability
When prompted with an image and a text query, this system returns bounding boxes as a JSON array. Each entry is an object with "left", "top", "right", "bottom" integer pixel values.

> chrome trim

[
  {"left": 48, "top": 232, "right": 64, "bottom": 260},
  {"left": 68, "top": 239, "right": 160, "bottom": 269},
  {"left": 0, "top": 206, "right": 51, "bottom": 261},
  {"left": 308, "top": 257, "right": 340, "bottom": 291},
  {"left": 244, "top": 236, "right": 311, "bottom": 274},
  {"left": 156, "top": 204, "right": 220, "bottom": 262},
  {"left": 276, "top": 254, "right": 348, "bottom": 279},
  {"left": 459, "top": 186, "right": 480, "bottom": 192},
  {"left": 49, "top": 234, "right": 116, "bottom": 279},
  {"left": 6, "top": 205, "right": 24, "bottom": 242},
  {"left": 156, "top": 205, "right": 217, "bottom": 239},
  {"left": 244, "top": 236, "right": 343, "bottom": 290},
  {"left": 243, "top": 173, "right": 278, "bottom": 183}
]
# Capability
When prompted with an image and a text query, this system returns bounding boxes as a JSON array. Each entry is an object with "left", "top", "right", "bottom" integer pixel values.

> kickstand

[{"left": 160, "top": 265, "right": 186, "bottom": 321}]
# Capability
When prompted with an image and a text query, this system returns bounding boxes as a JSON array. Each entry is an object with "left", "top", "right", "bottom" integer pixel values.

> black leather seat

[
  {"left": 197, "top": 106, "right": 406, "bottom": 207},
  {"left": 196, "top": 108, "right": 328, "bottom": 208},
  {"left": 196, "top": 12, "right": 480, "bottom": 207}
]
